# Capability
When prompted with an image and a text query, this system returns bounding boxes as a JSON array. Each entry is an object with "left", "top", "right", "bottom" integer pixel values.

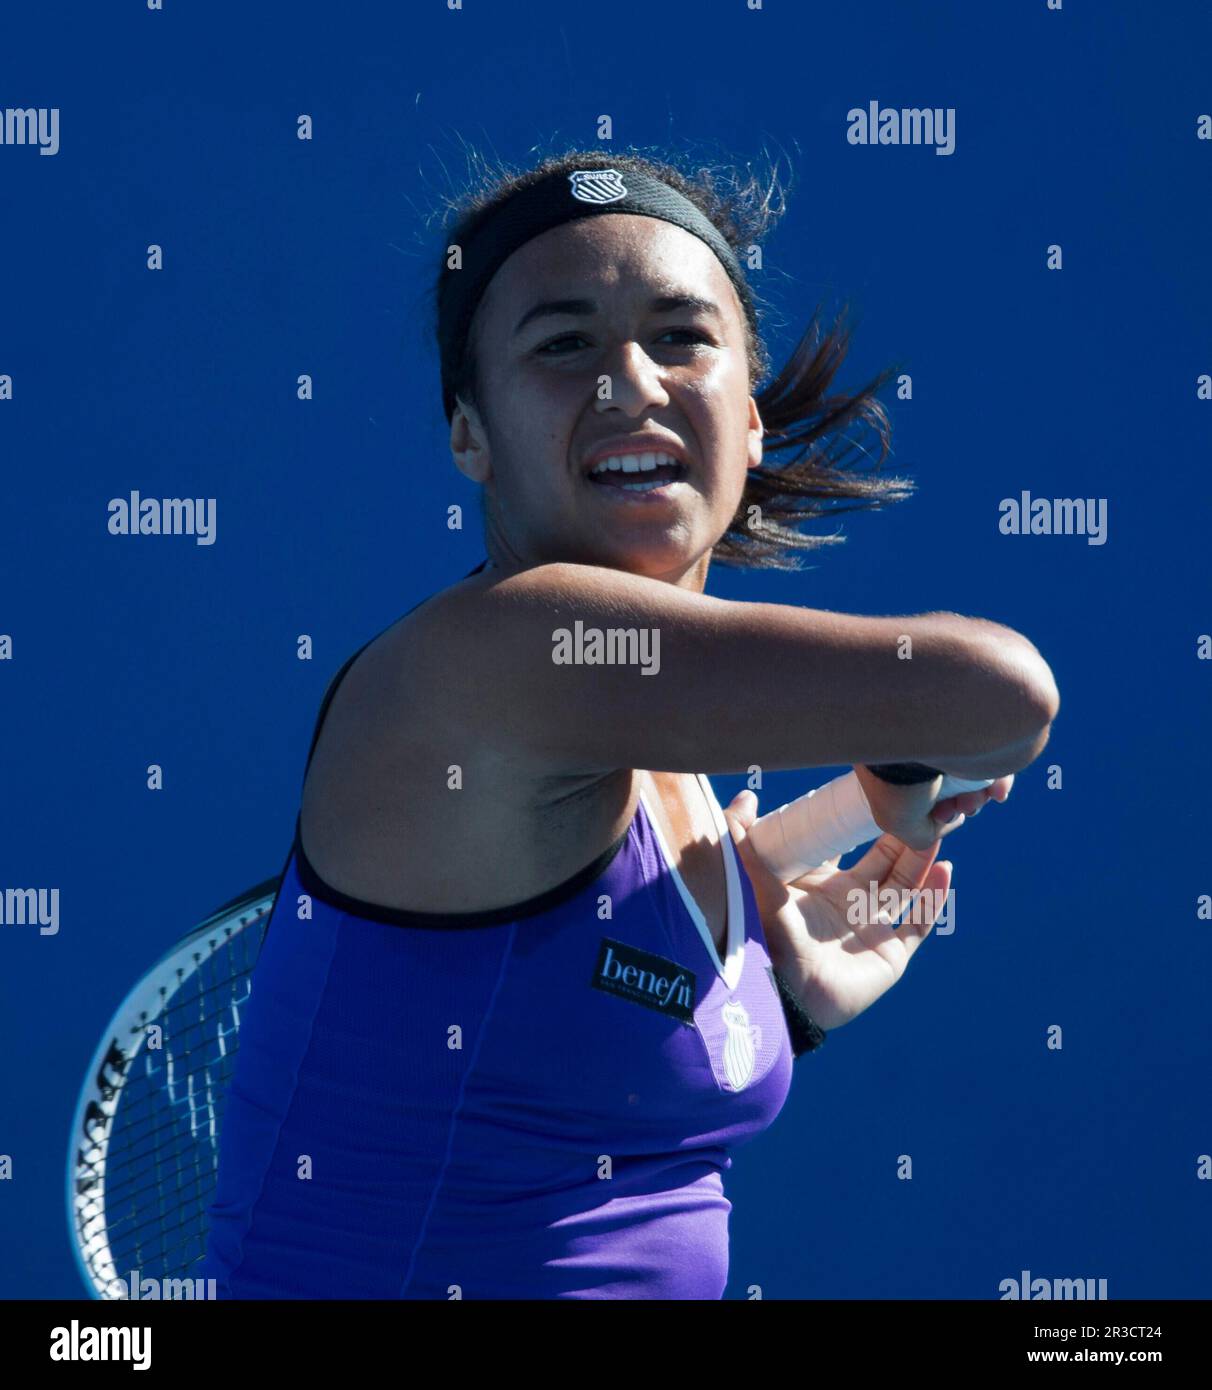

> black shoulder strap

[
  {"left": 299, "top": 557, "right": 492, "bottom": 790},
  {"left": 300, "top": 641, "right": 373, "bottom": 786},
  {"left": 259, "top": 560, "right": 492, "bottom": 957}
]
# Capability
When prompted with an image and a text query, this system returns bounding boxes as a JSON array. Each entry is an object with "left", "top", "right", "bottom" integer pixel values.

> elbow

[
  {"left": 928, "top": 614, "right": 1060, "bottom": 752},
  {"left": 916, "top": 628, "right": 1060, "bottom": 775},
  {"left": 946, "top": 643, "right": 1059, "bottom": 775},
  {"left": 996, "top": 640, "right": 1061, "bottom": 747}
]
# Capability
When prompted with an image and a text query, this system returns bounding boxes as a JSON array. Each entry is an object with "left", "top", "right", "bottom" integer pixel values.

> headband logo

[{"left": 568, "top": 169, "right": 627, "bottom": 205}]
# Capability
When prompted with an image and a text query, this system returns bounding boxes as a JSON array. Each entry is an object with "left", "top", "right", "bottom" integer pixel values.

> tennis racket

[{"left": 65, "top": 877, "right": 279, "bottom": 1299}]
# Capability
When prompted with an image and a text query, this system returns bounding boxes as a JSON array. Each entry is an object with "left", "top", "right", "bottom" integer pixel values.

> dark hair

[{"left": 427, "top": 144, "right": 914, "bottom": 571}]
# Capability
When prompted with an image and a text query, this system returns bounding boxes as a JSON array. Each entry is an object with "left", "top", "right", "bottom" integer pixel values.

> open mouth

[{"left": 585, "top": 453, "right": 687, "bottom": 494}]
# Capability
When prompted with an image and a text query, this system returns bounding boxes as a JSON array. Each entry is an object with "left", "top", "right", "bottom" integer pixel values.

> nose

[{"left": 594, "top": 340, "right": 671, "bottom": 415}]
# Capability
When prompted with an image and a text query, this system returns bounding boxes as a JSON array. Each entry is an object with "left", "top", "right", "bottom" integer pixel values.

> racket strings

[
  {"left": 78, "top": 972, "right": 254, "bottom": 1182},
  {"left": 78, "top": 1061, "right": 235, "bottom": 1212},
  {"left": 97, "top": 986, "right": 254, "bottom": 1138},
  {"left": 73, "top": 917, "right": 269, "bottom": 1288},
  {"left": 85, "top": 930, "right": 262, "bottom": 1133}
]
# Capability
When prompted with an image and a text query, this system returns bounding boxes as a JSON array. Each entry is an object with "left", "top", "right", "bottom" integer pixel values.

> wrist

[
  {"left": 863, "top": 761, "right": 944, "bottom": 786},
  {"left": 767, "top": 966, "right": 827, "bottom": 1056}
]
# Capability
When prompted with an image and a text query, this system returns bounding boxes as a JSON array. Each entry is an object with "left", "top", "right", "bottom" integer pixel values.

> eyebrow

[{"left": 511, "top": 293, "right": 723, "bottom": 338}]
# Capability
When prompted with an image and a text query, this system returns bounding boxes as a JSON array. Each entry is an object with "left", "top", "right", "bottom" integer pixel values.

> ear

[
  {"left": 450, "top": 395, "right": 492, "bottom": 484},
  {"left": 746, "top": 396, "right": 764, "bottom": 471}
]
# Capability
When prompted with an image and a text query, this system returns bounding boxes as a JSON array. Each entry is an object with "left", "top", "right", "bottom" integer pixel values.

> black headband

[{"left": 437, "top": 166, "right": 757, "bottom": 421}]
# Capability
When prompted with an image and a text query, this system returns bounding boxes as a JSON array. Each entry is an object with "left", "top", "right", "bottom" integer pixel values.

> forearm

[
  {"left": 831, "top": 614, "right": 1059, "bottom": 771},
  {"left": 915, "top": 724, "right": 1055, "bottom": 779},
  {"left": 411, "top": 568, "right": 1058, "bottom": 777}
]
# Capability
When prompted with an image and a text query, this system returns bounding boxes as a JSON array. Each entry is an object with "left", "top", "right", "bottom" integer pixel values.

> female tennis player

[{"left": 199, "top": 148, "right": 1058, "bottom": 1299}]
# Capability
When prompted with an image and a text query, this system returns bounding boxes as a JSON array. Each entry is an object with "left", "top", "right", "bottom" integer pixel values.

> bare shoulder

[{"left": 297, "top": 571, "right": 635, "bottom": 914}]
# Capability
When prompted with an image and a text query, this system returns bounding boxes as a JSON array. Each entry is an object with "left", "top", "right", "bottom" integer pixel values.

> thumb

[
  {"left": 724, "top": 789, "right": 760, "bottom": 840},
  {"left": 723, "top": 789, "right": 794, "bottom": 917}
]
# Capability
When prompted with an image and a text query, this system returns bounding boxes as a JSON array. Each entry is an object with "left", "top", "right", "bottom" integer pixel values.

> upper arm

[{"left": 365, "top": 562, "right": 1055, "bottom": 779}]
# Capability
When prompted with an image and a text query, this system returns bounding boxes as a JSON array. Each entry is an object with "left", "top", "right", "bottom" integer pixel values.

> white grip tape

[{"left": 748, "top": 772, "right": 995, "bottom": 882}]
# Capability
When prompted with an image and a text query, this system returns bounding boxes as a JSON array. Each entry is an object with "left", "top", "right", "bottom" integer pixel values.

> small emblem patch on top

[{"left": 569, "top": 169, "right": 628, "bottom": 204}]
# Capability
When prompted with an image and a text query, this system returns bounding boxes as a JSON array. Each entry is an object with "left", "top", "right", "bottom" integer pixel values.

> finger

[
  {"left": 933, "top": 782, "right": 1010, "bottom": 823},
  {"left": 721, "top": 792, "right": 794, "bottom": 914},
  {"left": 926, "top": 810, "right": 966, "bottom": 841},
  {"left": 882, "top": 858, "right": 953, "bottom": 957},
  {"left": 931, "top": 792, "right": 981, "bottom": 822},
  {"left": 953, "top": 788, "right": 1001, "bottom": 819},
  {"left": 881, "top": 832, "right": 942, "bottom": 896},
  {"left": 848, "top": 850, "right": 952, "bottom": 958},
  {"left": 846, "top": 831, "right": 941, "bottom": 894},
  {"left": 785, "top": 853, "right": 843, "bottom": 891},
  {"left": 723, "top": 789, "right": 759, "bottom": 838}
]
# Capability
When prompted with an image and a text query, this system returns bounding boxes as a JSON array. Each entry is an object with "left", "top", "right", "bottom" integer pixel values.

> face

[{"left": 449, "top": 215, "right": 763, "bottom": 586}]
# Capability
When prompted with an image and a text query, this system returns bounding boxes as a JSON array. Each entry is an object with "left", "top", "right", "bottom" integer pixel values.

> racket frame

[{"left": 65, "top": 877, "right": 280, "bottom": 1299}]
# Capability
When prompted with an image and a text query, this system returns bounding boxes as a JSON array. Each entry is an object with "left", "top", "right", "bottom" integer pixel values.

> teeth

[{"left": 589, "top": 450, "right": 680, "bottom": 477}]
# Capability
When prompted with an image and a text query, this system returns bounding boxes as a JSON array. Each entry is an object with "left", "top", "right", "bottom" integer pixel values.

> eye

[
  {"left": 534, "top": 333, "right": 587, "bottom": 355},
  {"left": 533, "top": 328, "right": 712, "bottom": 356},
  {"left": 655, "top": 328, "right": 713, "bottom": 346}
]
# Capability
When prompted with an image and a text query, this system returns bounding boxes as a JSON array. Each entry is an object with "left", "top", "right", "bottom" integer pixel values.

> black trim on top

[
  {"left": 300, "top": 557, "right": 493, "bottom": 785},
  {"left": 261, "top": 559, "right": 492, "bottom": 949},
  {"left": 283, "top": 554, "right": 634, "bottom": 929},
  {"left": 292, "top": 812, "right": 632, "bottom": 929}
]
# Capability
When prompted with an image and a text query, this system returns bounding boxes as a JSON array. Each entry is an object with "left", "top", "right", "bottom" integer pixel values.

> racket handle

[{"left": 747, "top": 771, "right": 994, "bottom": 883}]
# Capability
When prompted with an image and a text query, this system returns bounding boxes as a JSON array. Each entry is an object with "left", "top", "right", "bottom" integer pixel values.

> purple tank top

[{"left": 200, "top": 569, "right": 796, "bottom": 1300}]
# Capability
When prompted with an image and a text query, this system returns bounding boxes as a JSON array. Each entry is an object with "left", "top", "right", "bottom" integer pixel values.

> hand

[
  {"left": 723, "top": 789, "right": 955, "bottom": 1031},
  {"left": 853, "top": 766, "right": 1014, "bottom": 851},
  {"left": 929, "top": 773, "right": 1014, "bottom": 826}
]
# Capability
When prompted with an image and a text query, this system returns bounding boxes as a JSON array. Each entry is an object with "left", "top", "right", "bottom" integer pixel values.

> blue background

[{"left": 1, "top": 0, "right": 1209, "bottom": 1300}]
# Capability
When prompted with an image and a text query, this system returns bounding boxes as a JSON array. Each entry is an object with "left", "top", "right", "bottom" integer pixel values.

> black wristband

[
  {"left": 768, "top": 967, "right": 827, "bottom": 1057},
  {"left": 863, "top": 761, "right": 944, "bottom": 786}
]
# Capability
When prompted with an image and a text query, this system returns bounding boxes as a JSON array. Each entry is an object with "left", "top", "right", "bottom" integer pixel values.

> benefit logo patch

[{"left": 591, "top": 938, "right": 696, "bottom": 1024}]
